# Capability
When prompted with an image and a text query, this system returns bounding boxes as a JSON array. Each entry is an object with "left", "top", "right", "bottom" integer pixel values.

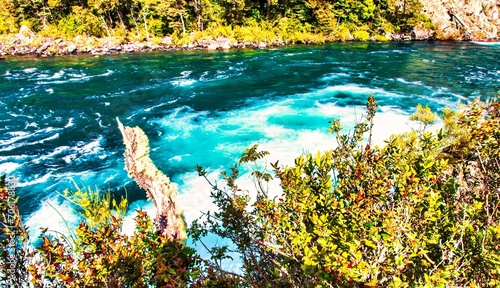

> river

[{"left": 0, "top": 41, "right": 498, "bottom": 250}]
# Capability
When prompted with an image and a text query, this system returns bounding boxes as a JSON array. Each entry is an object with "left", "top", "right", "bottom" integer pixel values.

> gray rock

[
  {"left": 207, "top": 43, "right": 218, "bottom": 50},
  {"left": 420, "top": 0, "right": 500, "bottom": 40},
  {"left": 67, "top": 44, "right": 77, "bottom": 54},
  {"left": 412, "top": 26, "right": 435, "bottom": 40},
  {"left": 258, "top": 42, "right": 267, "bottom": 48},
  {"left": 162, "top": 36, "right": 172, "bottom": 45},
  {"left": 37, "top": 42, "right": 51, "bottom": 53}
]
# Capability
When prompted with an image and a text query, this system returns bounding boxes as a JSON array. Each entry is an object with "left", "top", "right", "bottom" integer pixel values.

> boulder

[
  {"left": 66, "top": 44, "right": 77, "bottom": 54},
  {"left": 162, "top": 36, "right": 172, "bottom": 45},
  {"left": 207, "top": 43, "right": 219, "bottom": 50},
  {"left": 37, "top": 42, "right": 51, "bottom": 53},
  {"left": 412, "top": 25, "right": 435, "bottom": 40},
  {"left": 420, "top": 0, "right": 500, "bottom": 40}
]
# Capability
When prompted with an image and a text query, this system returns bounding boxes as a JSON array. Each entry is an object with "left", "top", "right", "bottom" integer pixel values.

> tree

[
  {"left": 0, "top": 0, "right": 20, "bottom": 33},
  {"left": 156, "top": 0, "right": 190, "bottom": 34},
  {"left": 58, "top": 6, "right": 104, "bottom": 37}
]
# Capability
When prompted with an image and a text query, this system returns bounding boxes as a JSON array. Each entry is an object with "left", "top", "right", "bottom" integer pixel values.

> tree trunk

[
  {"left": 117, "top": 10, "right": 126, "bottom": 30},
  {"left": 130, "top": 7, "right": 141, "bottom": 36},
  {"left": 143, "top": 12, "right": 150, "bottom": 39},
  {"left": 101, "top": 15, "right": 111, "bottom": 37},
  {"left": 266, "top": 0, "right": 270, "bottom": 19},
  {"left": 195, "top": 0, "right": 202, "bottom": 31},
  {"left": 180, "top": 13, "right": 186, "bottom": 34},
  {"left": 107, "top": 10, "right": 113, "bottom": 28},
  {"left": 116, "top": 118, "right": 186, "bottom": 241}
]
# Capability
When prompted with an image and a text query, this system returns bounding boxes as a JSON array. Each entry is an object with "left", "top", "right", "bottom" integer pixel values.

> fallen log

[{"left": 116, "top": 117, "right": 186, "bottom": 241}]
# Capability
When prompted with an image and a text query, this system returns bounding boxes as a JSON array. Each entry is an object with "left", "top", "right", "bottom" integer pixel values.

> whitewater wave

[
  {"left": 0, "top": 162, "right": 22, "bottom": 174},
  {"left": 171, "top": 78, "right": 196, "bottom": 86},
  {"left": 35, "top": 69, "right": 114, "bottom": 85},
  {"left": 24, "top": 196, "right": 82, "bottom": 244},
  {"left": 0, "top": 127, "right": 62, "bottom": 152}
]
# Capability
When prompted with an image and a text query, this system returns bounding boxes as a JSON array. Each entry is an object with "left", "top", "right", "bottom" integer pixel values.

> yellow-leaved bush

[{"left": 192, "top": 95, "right": 500, "bottom": 287}]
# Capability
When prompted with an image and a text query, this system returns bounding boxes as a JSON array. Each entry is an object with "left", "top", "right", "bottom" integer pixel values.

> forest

[{"left": 0, "top": 0, "right": 431, "bottom": 43}]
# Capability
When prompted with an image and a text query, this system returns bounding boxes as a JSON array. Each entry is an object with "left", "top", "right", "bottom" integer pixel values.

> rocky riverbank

[
  {"left": 0, "top": 17, "right": 497, "bottom": 58},
  {"left": 0, "top": 34, "right": 274, "bottom": 58},
  {"left": 0, "top": 31, "right": 425, "bottom": 58}
]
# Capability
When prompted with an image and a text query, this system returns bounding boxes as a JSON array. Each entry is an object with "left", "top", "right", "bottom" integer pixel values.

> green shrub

[
  {"left": 214, "top": 25, "right": 233, "bottom": 38},
  {"left": 148, "top": 18, "right": 164, "bottom": 37},
  {"left": 112, "top": 27, "right": 128, "bottom": 41},
  {"left": 58, "top": 6, "right": 104, "bottom": 37},
  {"left": 334, "top": 25, "right": 351, "bottom": 41},
  {"left": 171, "top": 30, "right": 190, "bottom": 46},
  {"left": 0, "top": 183, "right": 200, "bottom": 287},
  {"left": 151, "top": 36, "right": 162, "bottom": 45},
  {"left": 352, "top": 30, "right": 370, "bottom": 41},
  {"left": 39, "top": 24, "right": 64, "bottom": 39},
  {"left": 192, "top": 95, "right": 500, "bottom": 286},
  {"left": 373, "top": 34, "right": 389, "bottom": 42},
  {"left": 0, "top": 13, "right": 18, "bottom": 34}
]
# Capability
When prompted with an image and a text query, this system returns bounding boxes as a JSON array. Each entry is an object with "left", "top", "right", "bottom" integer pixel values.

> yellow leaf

[
  {"left": 364, "top": 239, "right": 377, "bottom": 250},
  {"left": 365, "top": 276, "right": 377, "bottom": 287}
]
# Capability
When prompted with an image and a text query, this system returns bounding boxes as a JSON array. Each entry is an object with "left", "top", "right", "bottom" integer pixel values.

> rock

[
  {"left": 215, "top": 37, "right": 232, "bottom": 49},
  {"left": 37, "top": 42, "right": 51, "bottom": 53},
  {"left": 412, "top": 25, "right": 435, "bottom": 40},
  {"left": 391, "top": 32, "right": 411, "bottom": 41},
  {"left": 162, "top": 36, "right": 172, "bottom": 45},
  {"left": 420, "top": 0, "right": 500, "bottom": 40},
  {"left": 18, "top": 25, "right": 33, "bottom": 41},
  {"left": 66, "top": 44, "right": 77, "bottom": 54},
  {"left": 207, "top": 43, "right": 218, "bottom": 50}
]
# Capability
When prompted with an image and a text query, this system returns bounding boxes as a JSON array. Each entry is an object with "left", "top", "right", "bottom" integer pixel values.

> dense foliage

[
  {"left": 1, "top": 95, "right": 499, "bottom": 287},
  {"left": 1, "top": 185, "right": 201, "bottom": 287},
  {"left": 192, "top": 95, "right": 500, "bottom": 286},
  {"left": 0, "top": 0, "right": 432, "bottom": 43}
]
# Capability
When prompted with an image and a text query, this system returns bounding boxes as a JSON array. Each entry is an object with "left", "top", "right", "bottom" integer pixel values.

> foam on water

[
  {"left": 23, "top": 68, "right": 37, "bottom": 73},
  {"left": 0, "top": 127, "right": 62, "bottom": 152},
  {"left": 64, "top": 118, "right": 74, "bottom": 128},
  {"left": 24, "top": 196, "right": 82, "bottom": 243},
  {"left": 35, "top": 69, "right": 114, "bottom": 85},
  {"left": 0, "top": 162, "right": 22, "bottom": 174},
  {"left": 171, "top": 78, "right": 196, "bottom": 86}
]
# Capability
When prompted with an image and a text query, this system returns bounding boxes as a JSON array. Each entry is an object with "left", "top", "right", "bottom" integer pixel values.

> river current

[{"left": 0, "top": 42, "right": 499, "bottom": 251}]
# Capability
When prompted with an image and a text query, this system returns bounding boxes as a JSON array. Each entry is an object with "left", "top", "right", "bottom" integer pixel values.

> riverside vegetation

[
  {"left": 0, "top": 0, "right": 433, "bottom": 55},
  {"left": 1, "top": 95, "right": 499, "bottom": 287}
]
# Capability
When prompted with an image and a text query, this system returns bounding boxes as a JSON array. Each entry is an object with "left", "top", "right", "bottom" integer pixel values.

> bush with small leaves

[{"left": 191, "top": 94, "right": 500, "bottom": 287}]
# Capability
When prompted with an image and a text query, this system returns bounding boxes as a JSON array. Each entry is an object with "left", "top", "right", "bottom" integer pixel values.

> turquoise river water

[{"left": 0, "top": 42, "right": 499, "bottom": 258}]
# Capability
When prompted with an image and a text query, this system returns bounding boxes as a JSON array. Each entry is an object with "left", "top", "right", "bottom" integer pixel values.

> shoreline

[{"left": 0, "top": 31, "right": 497, "bottom": 60}]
